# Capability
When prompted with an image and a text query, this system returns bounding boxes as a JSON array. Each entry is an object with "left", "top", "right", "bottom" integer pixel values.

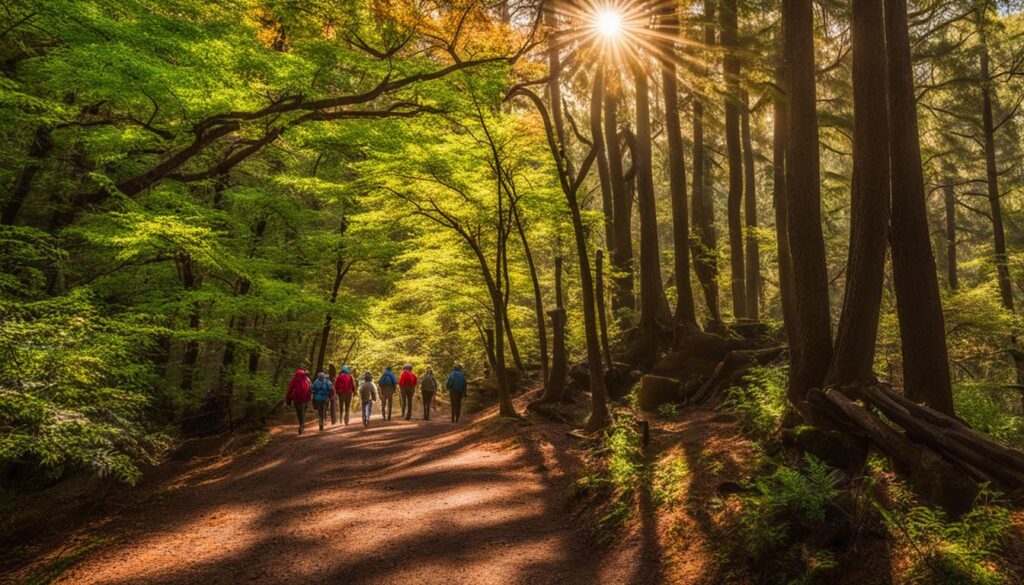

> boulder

[{"left": 637, "top": 375, "right": 684, "bottom": 411}]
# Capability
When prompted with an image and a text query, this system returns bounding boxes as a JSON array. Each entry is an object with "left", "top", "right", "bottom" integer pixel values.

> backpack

[{"left": 312, "top": 378, "right": 332, "bottom": 401}]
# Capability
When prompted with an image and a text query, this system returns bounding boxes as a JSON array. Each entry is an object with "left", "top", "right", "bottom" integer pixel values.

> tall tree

[
  {"left": 721, "top": 0, "right": 747, "bottom": 319},
  {"left": 885, "top": 0, "right": 955, "bottom": 414},
  {"left": 691, "top": 0, "right": 723, "bottom": 324},
  {"left": 741, "top": 93, "right": 761, "bottom": 321},
  {"left": 827, "top": 0, "right": 891, "bottom": 387},
  {"left": 605, "top": 72, "right": 636, "bottom": 319},
  {"left": 627, "top": 52, "right": 668, "bottom": 365},
  {"left": 660, "top": 2, "right": 699, "bottom": 335},
  {"left": 782, "top": 0, "right": 832, "bottom": 405}
]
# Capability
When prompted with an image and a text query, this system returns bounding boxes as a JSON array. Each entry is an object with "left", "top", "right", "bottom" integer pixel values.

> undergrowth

[
  {"left": 722, "top": 364, "right": 789, "bottom": 442},
  {"left": 575, "top": 414, "right": 645, "bottom": 541},
  {"left": 872, "top": 472, "right": 1014, "bottom": 585}
]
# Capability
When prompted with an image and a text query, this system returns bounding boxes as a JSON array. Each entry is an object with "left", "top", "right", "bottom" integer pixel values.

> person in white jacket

[{"left": 358, "top": 372, "right": 378, "bottom": 427}]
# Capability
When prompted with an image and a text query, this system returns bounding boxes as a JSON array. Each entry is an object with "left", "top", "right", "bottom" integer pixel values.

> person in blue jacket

[
  {"left": 446, "top": 364, "right": 468, "bottom": 423},
  {"left": 378, "top": 366, "right": 398, "bottom": 421},
  {"left": 310, "top": 372, "right": 333, "bottom": 432}
]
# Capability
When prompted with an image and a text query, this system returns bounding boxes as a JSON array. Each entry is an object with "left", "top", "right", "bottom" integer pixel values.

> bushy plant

[
  {"left": 723, "top": 364, "right": 789, "bottom": 441},
  {"left": 736, "top": 454, "right": 842, "bottom": 558},
  {"left": 575, "top": 415, "right": 645, "bottom": 537},
  {"left": 878, "top": 487, "right": 1013, "bottom": 585},
  {"left": 0, "top": 289, "right": 167, "bottom": 484}
]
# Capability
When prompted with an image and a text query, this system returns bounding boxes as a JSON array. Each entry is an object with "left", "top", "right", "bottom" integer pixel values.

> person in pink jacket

[{"left": 285, "top": 369, "right": 312, "bottom": 434}]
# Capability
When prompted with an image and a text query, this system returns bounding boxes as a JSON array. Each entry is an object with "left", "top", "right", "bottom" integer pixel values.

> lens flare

[{"left": 594, "top": 9, "right": 624, "bottom": 38}]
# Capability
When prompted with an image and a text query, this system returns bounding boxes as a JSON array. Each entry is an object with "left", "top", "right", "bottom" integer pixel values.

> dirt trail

[{"left": 49, "top": 410, "right": 648, "bottom": 585}]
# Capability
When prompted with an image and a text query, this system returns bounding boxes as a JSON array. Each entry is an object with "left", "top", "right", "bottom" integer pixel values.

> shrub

[
  {"left": 0, "top": 290, "right": 167, "bottom": 484},
  {"left": 723, "top": 364, "right": 789, "bottom": 441},
  {"left": 878, "top": 487, "right": 1013, "bottom": 585},
  {"left": 736, "top": 454, "right": 842, "bottom": 558}
]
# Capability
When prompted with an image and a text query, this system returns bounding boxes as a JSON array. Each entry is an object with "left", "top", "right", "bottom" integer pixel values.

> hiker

[
  {"left": 327, "top": 363, "right": 339, "bottom": 425},
  {"left": 335, "top": 365, "right": 356, "bottom": 425},
  {"left": 285, "top": 369, "right": 312, "bottom": 434},
  {"left": 446, "top": 364, "right": 467, "bottom": 423},
  {"left": 379, "top": 366, "right": 398, "bottom": 421},
  {"left": 358, "top": 371, "right": 378, "bottom": 427},
  {"left": 311, "top": 372, "right": 333, "bottom": 432},
  {"left": 398, "top": 364, "right": 418, "bottom": 420},
  {"left": 420, "top": 367, "right": 438, "bottom": 421}
]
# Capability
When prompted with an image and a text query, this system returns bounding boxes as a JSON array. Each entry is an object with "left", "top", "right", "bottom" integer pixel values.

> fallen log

[
  {"left": 817, "top": 388, "right": 980, "bottom": 515},
  {"left": 861, "top": 386, "right": 1024, "bottom": 488},
  {"left": 687, "top": 347, "right": 785, "bottom": 405}
]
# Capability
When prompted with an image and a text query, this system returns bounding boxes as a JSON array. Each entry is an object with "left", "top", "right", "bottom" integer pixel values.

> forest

[{"left": 1, "top": 0, "right": 1024, "bottom": 582}]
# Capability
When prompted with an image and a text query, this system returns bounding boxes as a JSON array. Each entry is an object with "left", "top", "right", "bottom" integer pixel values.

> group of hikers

[{"left": 284, "top": 364, "right": 469, "bottom": 434}]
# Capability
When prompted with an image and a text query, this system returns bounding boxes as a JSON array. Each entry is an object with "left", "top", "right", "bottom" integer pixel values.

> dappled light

[{"left": 3, "top": 0, "right": 1024, "bottom": 583}]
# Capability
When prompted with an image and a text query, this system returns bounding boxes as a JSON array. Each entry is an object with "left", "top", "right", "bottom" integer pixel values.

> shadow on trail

[{"left": 55, "top": 411, "right": 612, "bottom": 585}]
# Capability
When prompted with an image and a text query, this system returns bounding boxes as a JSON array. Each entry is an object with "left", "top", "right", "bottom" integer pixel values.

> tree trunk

[
  {"left": 597, "top": 250, "right": 613, "bottom": 371},
  {"left": 980, "top": 44, "right": 1013, "bottom": 311},
  {"left": 721, "top": 0, "right": 747, "bottom": 320},
  {"left": 177, "top": 253, "right": 202, "bottom": 393},
  {"left": 783, "top": 0, "right": 832, "bottom": 405},
  {"left": 692, "top": 0, "right": 722, "bottom": 324},
  {"left": 773, "top": 48, "right": 798, "bottom": 349},
  {"left": 627, "top": 57, "right": 668, "bottom": 366},
  {"left": 827, "top": 0, "right": 890, "bottom": 387},
  {"left": 885, "top": 0, "right": 954, "bottom": 414},
  {"left": 741, "top": 94, "right": 761, "bottom": 321},
  {"left": 943, "top": 175, "right": 958, "bottom": 290},
  {"left": 661, "top": 7, "right": 698, "bottom": 336},
  {"left": 513, "top": 202, "right": 549, "bottom": 383},
  {"left": 541, "top": 257, "right": 568, "bottom": 403},
  {"left": 605, "top": 72, "right": 635, "bottom": 318},
  {"left": 591, "top": 64, "right": 616, "bottom": 252}
]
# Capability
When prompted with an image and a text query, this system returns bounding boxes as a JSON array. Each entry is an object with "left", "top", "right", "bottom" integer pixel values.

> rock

[{"left": 637, "top": 375, "right": 684, "bottom": 411}]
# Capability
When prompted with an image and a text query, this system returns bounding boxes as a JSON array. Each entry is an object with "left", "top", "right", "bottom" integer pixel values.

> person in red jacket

[
  {"left": 285, "top": 369, "right": 312, "bottom": 434},
  {"left": 335, "top": 365, "right": 356, "bottom": 425},
  {"left": 398, "top": 364, "right": 418, "bottom": 420}
]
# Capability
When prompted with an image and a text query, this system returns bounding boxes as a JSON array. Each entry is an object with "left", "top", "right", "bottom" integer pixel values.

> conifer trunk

[
  {"left": 721, "top": 0, "right": 746, "bottom": 320},
  {"left": 885, "top": 0, "right": 954, "bottom": 414},
  {"left": 783, "top": 0, "right": 832, "bottom": 405},
  {"left": 828, "top": 0, "right": 890, "bottom": 387},
  {"left": 692, "top": 0, "right": 722, "bottom": 324},
  {"left": 741, "top": 94, "right": 761, "bottom": 321},
  {"left": 660, "top": 6, "right": 698, "bottom": 335}
]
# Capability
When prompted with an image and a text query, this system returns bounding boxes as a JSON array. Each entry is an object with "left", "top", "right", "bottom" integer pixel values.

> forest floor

[{"left": 4, "top": 396, "right": 658, "bottom": 585}]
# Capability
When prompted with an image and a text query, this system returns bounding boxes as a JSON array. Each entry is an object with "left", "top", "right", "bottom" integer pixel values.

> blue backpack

[
  {"left": 312, "top": 378, "right": 332, "bottom": 401},
  {"left": 379, "top": 370, "right": 397, "bottom": 386}
]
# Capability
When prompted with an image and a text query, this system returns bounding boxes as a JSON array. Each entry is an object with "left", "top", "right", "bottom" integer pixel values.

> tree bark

[
  {"left": 885, "top": 0, "right": 954, "bottom": 414},
  {"left": 979, "top": 42, "right": 1013, "bottom": 311},
  {"left": 721, "top": 0, "right": 747, "bottom": 320},
  {"left": 783, "top": 0, "right": 832, "bottom": 405},
  {"left": 605, "top": 72, "right": 636, "bottom": 318},
  {"left": 542, "top": 257, "right": 568, "bottom": 403},
  {"left": 590, "top": 64, "right": 616, "bottom": 252},
  {"left": 827, "top": 0, "right": 890, "bottom": 387},
  {"left": 627, "top": 56, "right": 669, "bottom": 366},
  {"left": 773, "top": 48, "right": 797, "bottom": 349},
  {"left": 741, "top": 94, "right": 761, "bottom": 321},
  {"left": 597, "top": 249, "right": 613, "bottom": 371},
  {"left": 692, "top": 0, "right": 722, "bottom": 324},
  {"left": 943, "top": 175, "right": 958, "bottom": 290},
  {"left": 513, "top": 202, "right": 549, "bottom": 383},
  {"left": 660, "top": 6, "right": 699, "bottom": 335}
]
